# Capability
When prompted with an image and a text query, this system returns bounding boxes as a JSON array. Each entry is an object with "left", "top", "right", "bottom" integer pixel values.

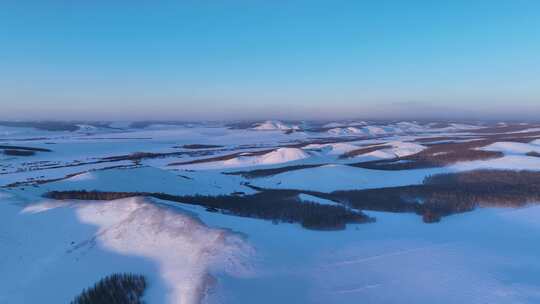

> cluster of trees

[
  {"left": 45, "top": 190, "right": 372, "bottom": 230},
  {"left": 329, "top": 170, "right": 540, "bottom": 223},
  {"left": 227, "top": 164, "right": 323, "bottom": 178},
  {"left": 413, "top": 136, "right": 473, "bottom": 143},
  {"left": 471, "top": 124, "right": 540, "bottom": 134},
  {"left": 347, "top": 128, "right": 540, "bottom": 170},
  {"left": 71, "top": 273, "right": 146, "bottom": 304},
  {"left": 101, "top": 152, "right": 172, "bottom": 163},
  {"left": 351, "top": 140, "right": 504, "bottom": 170},
  {"left": 340, "top": 145, "right": 392, "bottom": 159},
  {"left": 97, "top": 149, "right": 218, "bottom": 165},
  {"left": 423, "top": 170, "right": 540, "bottom": 208},
  {"left": 0, "top": 121, "right": 80, "bottom": 131},
  {"left": 527, "top": 151, "right": 540, "bottom": 157},
  {"left": 181, "top": 144, "right": 223, "bottom": 149},
  {"left": 1, "top": 145, "right": 51, "bottom": 158},
  {"left": 46, "top": 170, "right": 540, "bottom": 226},
  {"left": 0, "top": 145, "right": 51, "bottom": 152},
  {"left": 3, "top": 149, "right": 36, "bottom": 156}
]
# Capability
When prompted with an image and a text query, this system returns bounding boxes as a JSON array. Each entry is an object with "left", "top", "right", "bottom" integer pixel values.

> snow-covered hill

[
  {"left": 0, "top": 196, "right": 252, "bottom": 304},
  {"left": 224, "top": 147, "right": 309, "bottom": 167},
  {"left": 252, "top": 120, "right": 300, "bottom": 131}
]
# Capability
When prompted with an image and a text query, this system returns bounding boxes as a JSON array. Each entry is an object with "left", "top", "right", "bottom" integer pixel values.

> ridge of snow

[
  {"left": 17, "top": 198, "right": 253, "bottom": 304},
  {"left": 353, "top": 141, "right": 426, "bottom": 161},
  {"left": 303, "top": 143, "right": 360, "bottom": 155},
  {"left": 253, "top": 120, "right": 300, "bottom": 131},
  {"left": 480, "top": 141, "right": 540, "bottom": 155},
  {"left": 224, "top": 147, "right": 309, "bottom": 166}
]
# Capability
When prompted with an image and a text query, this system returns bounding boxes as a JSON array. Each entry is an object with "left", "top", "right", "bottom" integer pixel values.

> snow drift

[{"left": 13, "top": 197, "right": 253, "bottom": 304}]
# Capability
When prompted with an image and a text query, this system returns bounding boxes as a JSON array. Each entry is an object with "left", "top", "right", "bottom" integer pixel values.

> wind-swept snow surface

[
  {"left": 71, "top": 198, "right": 253, "bottom": 304},
  {"left": 1, "top": 197, "right": 252, "bottom": 304},
  {"left": 352, "top": 141, "right": 426, "bottom": 161},
  {"left": 481, "top": 141, "right": 540, "bottom": 155},
  {"left": 189, "top": 205, "right": 540, "bottom": 304},
  {"left": 449, "top": 155, "right": 540, "bottom": 171},
  {"left": 44, "top": 166, "right": 255, "bottom": 196},
  {"left": 251, "top": 164, "right": 445, "bottom": 192},
  {"left": 3, "top": 120, "right": 540, "bottom": 304}
]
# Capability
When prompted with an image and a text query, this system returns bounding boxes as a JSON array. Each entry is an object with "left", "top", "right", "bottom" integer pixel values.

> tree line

[
  {"left": 46, "top": 170, "right": 540, "bottom": 226},
  {"left": 45, "top": 189, "right": 373, "bottom": 230},
  {"left": 329, "top": 170, "right": 540, "bottom": 222},
  {"left": 71, "top": 273, "right": 146, "bottom": 304}
]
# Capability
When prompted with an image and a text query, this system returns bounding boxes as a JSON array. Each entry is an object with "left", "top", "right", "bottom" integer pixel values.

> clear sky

[{"left": 1, "top": 1, "right": 539, "bottom": 121}]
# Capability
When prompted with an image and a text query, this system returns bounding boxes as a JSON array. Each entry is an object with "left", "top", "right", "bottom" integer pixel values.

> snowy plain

[{"left": 1, "top": 120, "right": 540, "bottom": 304}]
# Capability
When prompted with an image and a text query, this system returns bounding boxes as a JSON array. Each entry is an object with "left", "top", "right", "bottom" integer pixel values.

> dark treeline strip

[
  {"left": 479, "top": 132, "right": 540, "bottom": 143},
  {"left": 329, "top": 185, "right": 477, "bottom": 223},
  {"left": 225, "top": 164, "right": 325, "bottom": 178},
  {"left": 413, "top": 136, "right": 476, "bottom": 143},
  {"left": 70, "top": 273, "right": 146, "bottom": 304},
  {"left": 45, "top": 190, "right": 373, "bottom": 230},
  {"left": 340, "top": 145, "right": 392, "bottom": 159},
  {"left": 349, "top": 130, "right": 540, "bottom": 170},
  {"left": 246, "top": 170, "right": 540, "bottom": 223},
  {"left": 527, "top": 151, "right": 540, "bottom": 157},
  {"left": 0, "top": 145, "right": 51, "bottom": 152},
  {"left": 4, "top": 165, "right": 136, "bottom": 188},
  {"left": 349, "top": 139, "right": 503, "bottom": 170},
  {"left": 3, "top": 149, "right": 36, "bottom": 156},
  {"left": 181, "top": 144, "right": 224, "bottom": 149},
  {"left": 469, "top": 124, "right": 540, "bottom": 134},
  {"left": 44, "top": 170, "right": 540, "bottom": 226},
  {"left": 0, "top": 121, "right": 80, "bottom": 132},
  {"left": 100, "top": 148, "right": 230, "bottom": 163},
  {"left": 101, "top": 151, "right": 186, "bottom": 162},
  {"left": 329, "top": 170, "right": 540, "bottom": 223},
  {"left": 0, "top": 137, "right": 50, "bottom": 142}
]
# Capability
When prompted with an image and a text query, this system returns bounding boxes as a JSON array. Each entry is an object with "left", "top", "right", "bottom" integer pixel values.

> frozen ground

[
  {"left": 250, "top": 164, "right": 447, "bottom": 192},
  {"left": 0, "top": 195, "right": 252, "bottom": 304},
  {"left": 194, "top": 204, "right": 540, "bottom": 304},
  {"left": 1, "top": 120, "right": 540, "bottom": 304}
]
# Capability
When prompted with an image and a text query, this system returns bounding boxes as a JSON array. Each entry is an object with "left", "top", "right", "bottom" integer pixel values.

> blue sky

[{"left": 1, "top": 1, "right": 539, "bottom": 120}]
